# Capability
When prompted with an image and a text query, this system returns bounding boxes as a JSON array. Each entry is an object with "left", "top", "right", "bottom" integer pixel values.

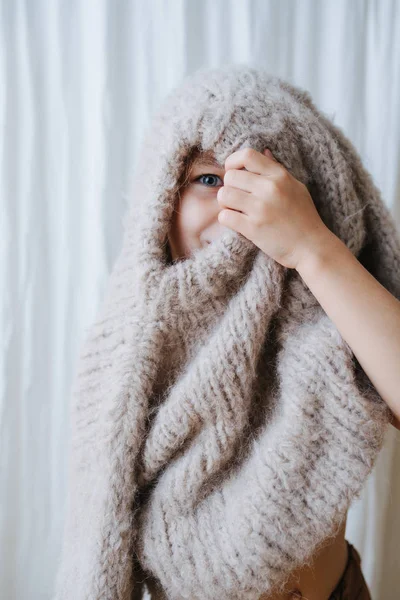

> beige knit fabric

[{"left": 53, "top": 64, "right": 400, "bottom": 600}]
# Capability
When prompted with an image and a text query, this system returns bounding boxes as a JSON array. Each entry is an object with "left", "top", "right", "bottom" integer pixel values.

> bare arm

[
  {"left": 296, "top": 228, "right": 400, "bottom": 431},
  {"left": 219, "top": 146, "right": 400, "bottom": 430}
]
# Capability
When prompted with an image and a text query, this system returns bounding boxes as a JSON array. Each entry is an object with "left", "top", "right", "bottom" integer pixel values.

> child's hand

[{"left": 217, "top": 147, "right": 332, "bottom": 270}]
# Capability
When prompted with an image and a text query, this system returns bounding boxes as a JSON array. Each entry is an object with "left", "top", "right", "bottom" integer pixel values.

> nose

[{"left": 202, "top": 193, "right": 231, "bottom": 244}]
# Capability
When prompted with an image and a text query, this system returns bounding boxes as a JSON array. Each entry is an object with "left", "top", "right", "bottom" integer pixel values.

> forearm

[{"left": 296, "top": 227, "right": 400, "bottom": 430}]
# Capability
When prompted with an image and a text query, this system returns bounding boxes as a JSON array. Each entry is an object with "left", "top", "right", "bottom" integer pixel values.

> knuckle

[
  {"left": 276, "top": 168, "right": 290, "bottom": 184},
  {"left": 219, "top": 185, "right": 231, "bottom": 201},
  {"left": 269, "top": 177, "right": 282, "bottom": 194},
  {"left": 252, "top": 213, "right": 264, "bottom": 227},
  {"left": 253, "top": 201, "right": 268, "bottom": 225},
  {"left": 242, "top": 146, "right": 255, "bottom": 161},
  {"left": 224, "top": 169, "right": 236, "bottom": 186},
  {"left": 258, "top": 198, "right": 274, "bottom": 223},
  {"left": 253, "top": 196, "right": 265, "bottom": 214}
]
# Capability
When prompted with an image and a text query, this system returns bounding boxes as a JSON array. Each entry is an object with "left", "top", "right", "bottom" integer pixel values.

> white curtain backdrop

[{"left": 1, "top": 1, "right": 400, "bottom": 599}]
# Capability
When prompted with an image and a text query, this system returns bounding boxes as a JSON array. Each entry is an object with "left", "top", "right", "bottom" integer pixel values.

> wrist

[{"left": 295, "top": 227, "right": 346, "bottom": 281}]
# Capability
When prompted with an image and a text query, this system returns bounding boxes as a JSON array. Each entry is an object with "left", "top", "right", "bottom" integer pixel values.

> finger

[
  {"left": 225, "top": 146, "right": 281, "bottom": 176},
  {"left": 223, "top": 167, "right": 261, "bottom": 193},
  {"left": 217, "top": 185, "right": 251, "bottom": 214},
  {"left": 218, "top": 206, "right": 252, "bottom": 236}
]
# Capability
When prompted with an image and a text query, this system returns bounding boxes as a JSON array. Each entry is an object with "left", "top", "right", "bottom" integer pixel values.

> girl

[
  {"left": 166, "top": 143, "right": 400, "bottom": 599},
  {"left": 54, "top": 65, "right": 400, "bottom": 600}
]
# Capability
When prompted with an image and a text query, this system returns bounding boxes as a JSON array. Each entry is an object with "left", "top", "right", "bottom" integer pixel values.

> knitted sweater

[{"left": 53, "top": 64, "right": 400, "bottom": 600}]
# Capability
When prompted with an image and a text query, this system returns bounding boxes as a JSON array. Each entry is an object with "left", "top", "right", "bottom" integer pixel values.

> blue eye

[{"left": 196, "top": 174, "right": 223, "bottom": 187}]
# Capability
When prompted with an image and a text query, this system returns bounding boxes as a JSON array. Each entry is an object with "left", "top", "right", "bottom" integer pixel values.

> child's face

[{"left": 168, "top": 152, "right": 231, "bottom": 260}]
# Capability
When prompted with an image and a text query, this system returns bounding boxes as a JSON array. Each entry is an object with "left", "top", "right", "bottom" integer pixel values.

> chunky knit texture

[{"left": 53, "top": 64, "right": 400, "bottom": 600}]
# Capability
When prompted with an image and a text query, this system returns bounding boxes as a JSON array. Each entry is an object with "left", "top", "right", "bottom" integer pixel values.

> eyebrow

[{"left": 193, "top": 155, "right": 225, "bottom": 170}]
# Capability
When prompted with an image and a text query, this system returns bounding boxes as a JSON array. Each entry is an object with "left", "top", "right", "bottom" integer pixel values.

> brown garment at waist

[
  {"left": 267, "top": 541, "right": 371, "bottom": 600},
  {"left": 328, "top": 541, "right": 371, "bottom": 600},
  {"left": 137, "top": 540, "right": 371, "bottom": 600}
]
